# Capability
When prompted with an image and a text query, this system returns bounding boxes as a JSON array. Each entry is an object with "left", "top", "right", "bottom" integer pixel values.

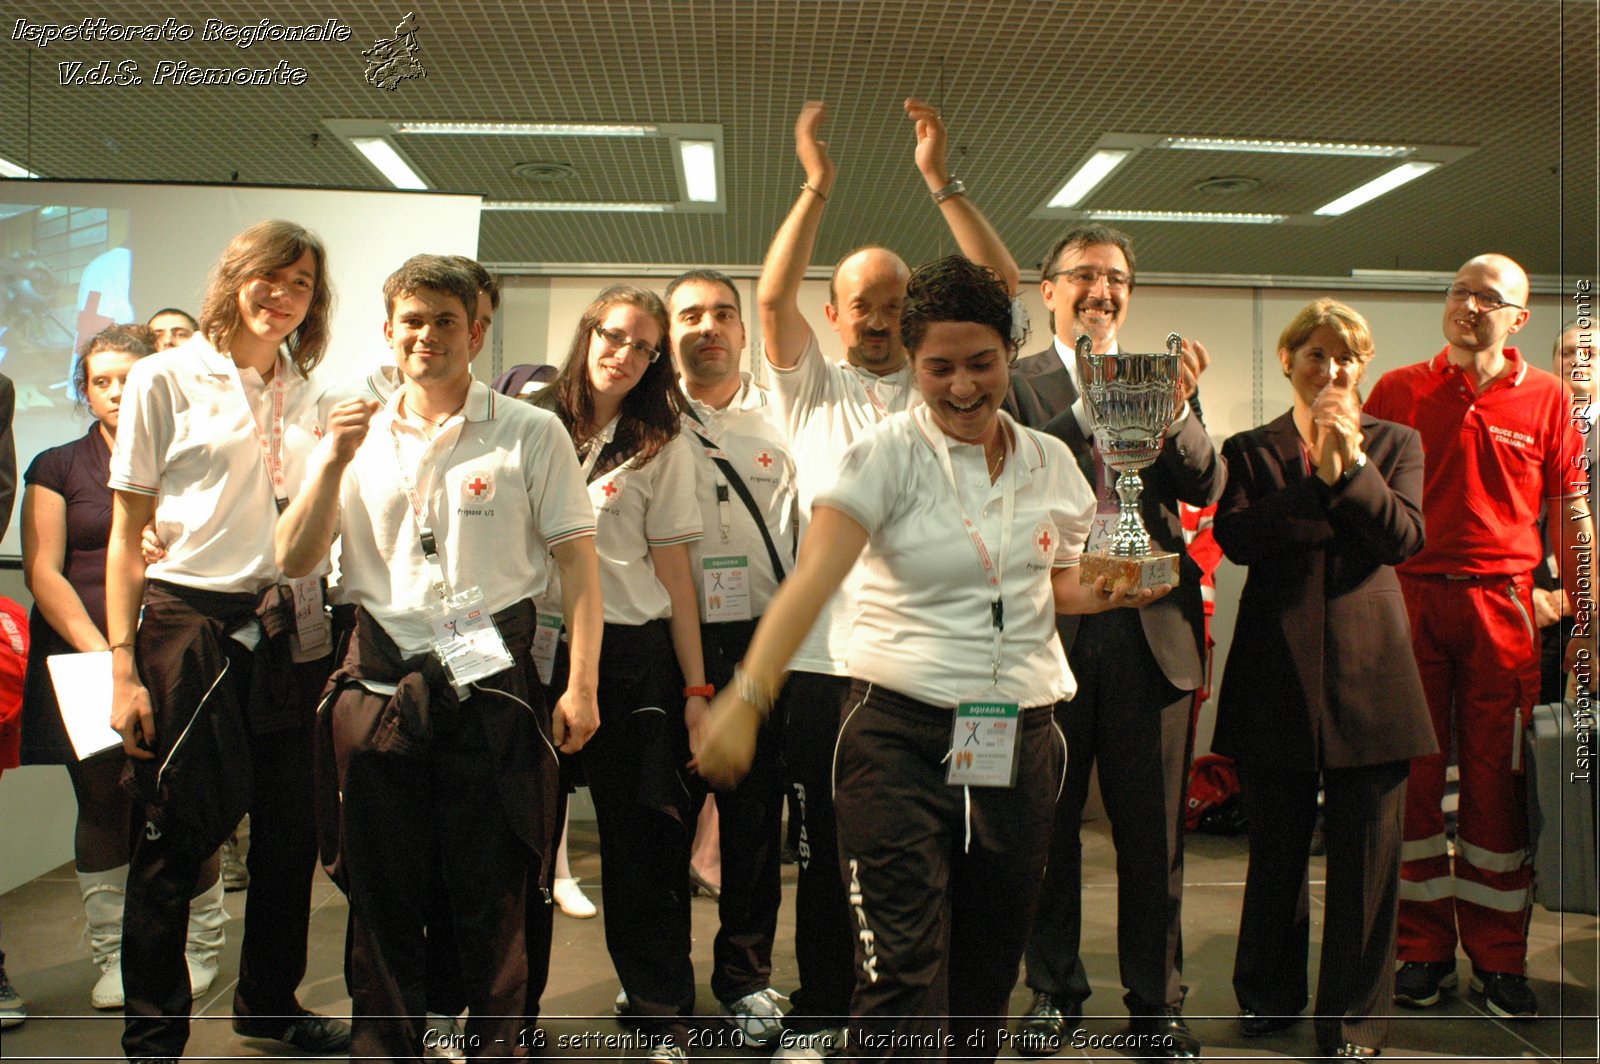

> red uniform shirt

[{"left": 1364, "top": 346, "right": 1586, "bottom": 577}]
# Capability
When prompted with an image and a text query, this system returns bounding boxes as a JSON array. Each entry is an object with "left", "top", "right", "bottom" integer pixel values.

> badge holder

[
  {"left": 414, "top": 527, "right": 514, "bottom": 690},
  {"left": 530, "top": 611, "right": 563, "bottom": 686},
  {"left": 427, "top": 586, "right": 515, "bottom": 689},
  {"left": 287, "top": 576, "right": 333, "bottom": 663},
  {"left": 945, "top": 699, "right": 1022, "bottom": 788}
]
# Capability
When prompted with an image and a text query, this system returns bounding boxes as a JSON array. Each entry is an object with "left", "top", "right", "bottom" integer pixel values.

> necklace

[{"left": 986, "top": 446, "right": 1006, "bottom": 482}]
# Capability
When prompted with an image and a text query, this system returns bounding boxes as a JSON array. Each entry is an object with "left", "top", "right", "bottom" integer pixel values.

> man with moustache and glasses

[{"left": 1005, "top": 224, "right": 1222, "bottom": 1061}]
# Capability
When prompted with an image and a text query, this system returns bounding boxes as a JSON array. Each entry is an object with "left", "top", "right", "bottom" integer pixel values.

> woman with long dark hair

[
  {"left": 536, "top": 284, "right": 709, "bottom": 1062},
  {"left": 106, "top": 221, "right": 355, "bottom": 1060}
]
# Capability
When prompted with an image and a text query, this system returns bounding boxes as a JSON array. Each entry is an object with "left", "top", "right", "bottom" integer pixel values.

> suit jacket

[
  {"left": 1006, "top": 347, "right": 1224, "bottom": 691},
  {"left": 1210, "top": 412, "right": 1437, "bottom": 770}
]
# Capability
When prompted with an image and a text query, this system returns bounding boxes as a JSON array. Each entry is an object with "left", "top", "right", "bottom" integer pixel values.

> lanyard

[
  {"left": 388, "top": 409, "right": 467, "bottom": 601},
  {"left": 578, "top": 417, "right": 619, "bottom": 482},
  {"left": 859, "top": 369, "right": 909, "bottom": 422},
  {"left": 222, "top": 354, "right": 290, "bottom": 511},
  {"left": 685, "top": 403, "right": 735, "bottom": 540},
  {"left": 915, "top": 405, "right": 1017, "bottom": 685}
]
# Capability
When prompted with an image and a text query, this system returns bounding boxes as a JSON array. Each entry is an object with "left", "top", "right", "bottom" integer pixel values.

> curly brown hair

[{"left": 901, "top": 256, "right": 1021, "bottom": 362}]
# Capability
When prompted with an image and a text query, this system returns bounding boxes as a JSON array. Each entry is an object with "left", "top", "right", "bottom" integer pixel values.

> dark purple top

[{"left": 24, "top": 426, "right": 112, "bottom": 632}]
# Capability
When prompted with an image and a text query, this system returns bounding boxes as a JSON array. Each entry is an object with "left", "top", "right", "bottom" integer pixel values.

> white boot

[
  {"left": 77, "top": 866, "right": 127, "bottom": 1010},
  {"left": 185, "top": 875, "right": 227, "bottom": 999}
]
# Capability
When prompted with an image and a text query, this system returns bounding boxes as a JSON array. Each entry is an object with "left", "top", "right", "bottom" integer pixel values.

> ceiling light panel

[
  {"left": 1314, "top": 161, "right": 1441, "bottom": 216},
  {"left": 1157, "top": 136, "right": 1415, "bottom": 158},
  {"left": 1046, "top": 149, "right": 1134, "bottom": 209},
  {"left": 351, "top": 137, "right": 429, "bottom": 190}
]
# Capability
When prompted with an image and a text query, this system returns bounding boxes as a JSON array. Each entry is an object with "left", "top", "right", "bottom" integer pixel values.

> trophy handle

[{"left": 1165, "top": 332, "right": 1184, "bottom": 357}]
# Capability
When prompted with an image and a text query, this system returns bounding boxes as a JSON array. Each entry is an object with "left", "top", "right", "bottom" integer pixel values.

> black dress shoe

[
  {"left": 1128, "top": 1006, "right": 1201, "bottom": 1059},
  {"left": 1016, "top": 990, "right": 1083, "bottom": 1057},
  {"left": 233, "top": 1010, "right": 353, "bottom": 1053},
  {"left": 1238, "top": 1008, "right": 1299, "bottom": 1037},
  {"left": 1321, "top": 1042, "right": 1381, "bottom": 1058}
]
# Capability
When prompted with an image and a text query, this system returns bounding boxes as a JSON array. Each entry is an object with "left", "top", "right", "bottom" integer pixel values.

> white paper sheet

[{"left": 47, "top": 651, "right": 122, "bottom": 760}]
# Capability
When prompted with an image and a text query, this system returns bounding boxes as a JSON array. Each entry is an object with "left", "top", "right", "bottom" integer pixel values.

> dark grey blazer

[
  {"left": 1210, "top": 412, "right": 1438, "bottom": 770},
  {"left": 1006, "top": 346, "right": 1224, "bottom": 692}
]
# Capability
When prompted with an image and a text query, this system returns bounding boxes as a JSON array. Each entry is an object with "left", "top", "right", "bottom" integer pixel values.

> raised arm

[
  {"left": 757, "top": 101, "right": 835, "bottom": 369},
  {"left": 906, "top": 97, "right": 1020, "bottom": 297},
  {"left": 275, "top": 398, "right": 375, "bottom": 577}
]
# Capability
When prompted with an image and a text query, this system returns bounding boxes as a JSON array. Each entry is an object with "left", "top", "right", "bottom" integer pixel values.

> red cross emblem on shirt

[
  {"left": 1036, "top": 527, "right": 1053, "bottom": 556},
  {"left": 467, "top": 476, "right": 489, "bottom": 498},
  {"left": 602, "top": 481, "right": 619, "bottom": 497},
  {"left": 754, "top": 450, "right": 773, "bottom": 469}
]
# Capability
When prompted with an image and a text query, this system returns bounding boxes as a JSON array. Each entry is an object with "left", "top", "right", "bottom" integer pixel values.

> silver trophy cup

[{"left": 1075, "top": 332, "right": 1186, "bottom": 589}]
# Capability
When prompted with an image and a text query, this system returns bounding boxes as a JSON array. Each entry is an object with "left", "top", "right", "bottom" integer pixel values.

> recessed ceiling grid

[{"left": 0, "top": 0, "right": 1588, "bottom": 277}]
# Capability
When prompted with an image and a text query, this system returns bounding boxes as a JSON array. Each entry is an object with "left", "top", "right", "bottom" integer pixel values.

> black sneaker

[
  {"left": 1016, "top": 990, "right": 1080, "bottom": 1057},
  {"left": 1393, "top": 960, "right": 1457, "bottom": 1007},
  {"left": 233, "top": 1010, "right": 352, "bottom": 1053},
  {"left": 1470, "top": 968, "right": 1537, "bottom": 1019}
]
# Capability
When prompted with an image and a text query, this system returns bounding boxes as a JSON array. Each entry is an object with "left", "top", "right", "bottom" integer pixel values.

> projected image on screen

[{"left": 1, "top": 205, "right": 138, "bottom": 553}]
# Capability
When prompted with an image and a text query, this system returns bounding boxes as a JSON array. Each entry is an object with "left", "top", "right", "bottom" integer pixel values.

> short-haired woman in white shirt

[
  {"left": 105, "top": 221, "right": 356, "bottom": 1060},
  {"left": 696, "top": 256, "right": 1165, "bottom": 1060},
  {"left": 535, "top": 285, "right": 710, "bottom": 1061}
]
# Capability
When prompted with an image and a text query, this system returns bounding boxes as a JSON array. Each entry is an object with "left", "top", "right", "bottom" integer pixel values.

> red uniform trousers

[{"left": 1397, "top": 573, "right": 1538, "bottom": 973}]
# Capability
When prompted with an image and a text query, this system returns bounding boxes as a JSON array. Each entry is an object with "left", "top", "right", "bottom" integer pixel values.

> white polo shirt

[
  {"left": 330, "top": 381, "right": 595, "bottom": 657},
  {"left": 682, "top": 374, "right": 797, "bottom": 620},
  {"left": 815, "top": 405, "right": 1094, "bottom": 708},
  {"left": 568, "top": 426, "right": 703, "bottom": 627},
  {"left": 766, "top": 328, "right": 920, "bottom": 674},
  {"left": 109, "top": 335, "right": 334, "bottom": 594}
]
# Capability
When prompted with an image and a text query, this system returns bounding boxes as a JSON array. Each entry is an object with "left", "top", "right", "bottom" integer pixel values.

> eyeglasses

[
  {"left": 1446, "top": 284, "right": 1525, "bottom": 312},
  {"left": 1047, "top": 266, "right": 1132, "bottom": 289},
  {"left": 593, "top": 324, "right": 661, "bottom": 363}
]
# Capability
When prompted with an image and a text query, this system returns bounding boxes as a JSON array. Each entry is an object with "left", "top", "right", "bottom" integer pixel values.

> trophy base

[{"left": 1079, "top": 550, "right": 1180, "bottom": 591}]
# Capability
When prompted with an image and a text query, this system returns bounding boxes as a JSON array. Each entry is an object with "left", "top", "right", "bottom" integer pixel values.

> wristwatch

[
  {"left": 1341, "top": 451, "right": 1368, "bottom": 482},
  {"left": 932, "top": 178, "right": 966, "bottom": 203}
]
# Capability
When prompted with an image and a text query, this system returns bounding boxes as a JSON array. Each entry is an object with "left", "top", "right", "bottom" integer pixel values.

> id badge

[
  {"left": 945, "top": 701, "right": 1022, "bottom": 788},
  {"left": 427, "top": 587, "right": 515, "bottom": 688},
  {"left": 530, "top": 612, "right": 563, "bottom": 686},
  {"left": 701, "top": 554, "right": 752, "bottom": 622},
  {"left": 287, "top": 576, "right": 332, "bottom": 663}
]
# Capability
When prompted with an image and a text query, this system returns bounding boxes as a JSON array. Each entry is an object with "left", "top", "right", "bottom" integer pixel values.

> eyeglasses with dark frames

[
  {"left": 1046, "top": 265, "right": 1133, "bottom": 290},
  {"left": 593, "top": 324, "right": 662, "bottom": 363},
  {"left": 1445, "top": 284, "right": 1525, "bottom": 312}
]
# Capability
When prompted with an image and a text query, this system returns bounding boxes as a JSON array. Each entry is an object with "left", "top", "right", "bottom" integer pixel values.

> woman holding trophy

[
  {"left": 1211, "top": 298, "right": 1436, "bottom": 1059},
  {"left": 694, "top": 255, "right": 1163, "bottom": 1060}
]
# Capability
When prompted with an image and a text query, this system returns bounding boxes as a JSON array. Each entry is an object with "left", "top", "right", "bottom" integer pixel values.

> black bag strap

[{"left": 685, "top": 413, "right": 788, "bottom": 582}]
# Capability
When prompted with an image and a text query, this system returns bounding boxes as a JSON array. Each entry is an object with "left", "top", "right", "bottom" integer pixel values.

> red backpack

[
  {"left": 0, "top": 597, "right": 30, "bottom": 772},
  {"left": 1185, "top": 753, "right": 1245, "bottom": 834}
]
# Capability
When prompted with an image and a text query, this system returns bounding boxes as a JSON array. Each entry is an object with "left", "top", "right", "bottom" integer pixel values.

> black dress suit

[
  {"left": 1211, "top": 411, "right": 1437, "bottom": 1050},
  {"left": 1007, "top": 343, "right": 1224, "bottom": 1014}
]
